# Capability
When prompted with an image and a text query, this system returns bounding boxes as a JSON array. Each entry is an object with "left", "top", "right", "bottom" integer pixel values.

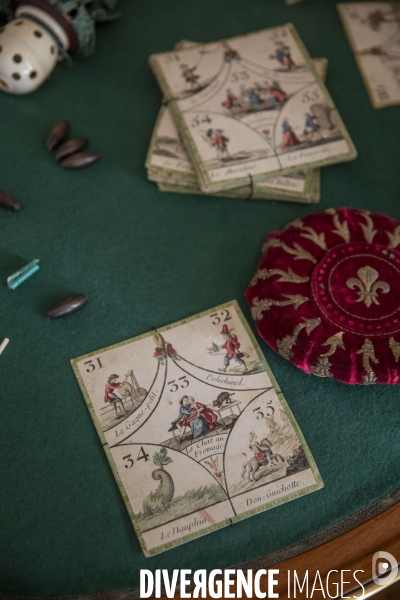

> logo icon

[{"left": 372, "top": 551, "right": 398, "bottom": 586}]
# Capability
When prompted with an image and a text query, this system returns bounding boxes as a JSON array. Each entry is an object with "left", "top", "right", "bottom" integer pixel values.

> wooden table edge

[{"left": 0, "top": 488, "right": 399, "bottom": 599}]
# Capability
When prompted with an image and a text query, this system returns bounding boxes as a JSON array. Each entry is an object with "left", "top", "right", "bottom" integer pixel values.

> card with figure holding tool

[
  {"left": 149, "top": 25, "right": 356, "bottom": 193},
  {"left": 146, "top": 45, "right": 328, "bottom": 203},
  {"left": 71, "top": 301, "right": 323, "bottom": 556}
]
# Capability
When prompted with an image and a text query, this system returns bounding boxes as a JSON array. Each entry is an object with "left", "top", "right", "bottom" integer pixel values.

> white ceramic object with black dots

[{"left": 0, "top": 17, "right": 58, "bottom": 94}]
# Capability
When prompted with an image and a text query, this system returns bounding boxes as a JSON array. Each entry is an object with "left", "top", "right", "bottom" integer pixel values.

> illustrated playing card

[
  {"left": 338, "top": 3, "right": 400, "bottom": 108},
  {"left": 149, "top": 25, "right": 356, "bottom": 193},
  {"left": 71, "top": 301, "right": 323, "bottom": 556},
  {"left": 146, "top": 53, "right": 328, "bottom": 203},
  {"left": 147, "top": 115, "right": 321, "bottom": 203}
]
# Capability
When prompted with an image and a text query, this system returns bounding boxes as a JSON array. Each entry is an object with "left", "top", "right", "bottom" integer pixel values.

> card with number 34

[
  {"left": 71, "top": 301, "right": 323, "bottom": 556},
  {"left": 149, "top": 24, "right": 356, "bottom": 193}
]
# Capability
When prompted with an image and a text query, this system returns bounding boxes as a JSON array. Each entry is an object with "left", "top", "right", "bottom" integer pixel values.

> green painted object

[{"left": 7, "top": 259, "right": 40, "bottom": 289}]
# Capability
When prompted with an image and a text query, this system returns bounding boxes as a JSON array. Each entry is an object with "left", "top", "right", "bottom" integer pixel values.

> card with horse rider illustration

[
  {"left": 149, "top": 25, "right": 356, "bottom": 193},
  {"left": 71, "top": 301, "right": 323, "bottom": 556}
]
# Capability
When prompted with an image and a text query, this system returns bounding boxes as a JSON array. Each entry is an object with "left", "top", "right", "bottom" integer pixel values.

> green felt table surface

[{"left": 0, "top": 0, "right": 399, "bottom": 595}]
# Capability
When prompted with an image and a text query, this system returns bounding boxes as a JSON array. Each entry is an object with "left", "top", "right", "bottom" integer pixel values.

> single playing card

[
  {"left": 71, "top": 301, "right": 323, "bottom": 556},
  {"left": 338, "top": 2, "right": 400, "bottom": 108},
  {"left": 149, "top": 25, "right": 356, "bottom": 193}
]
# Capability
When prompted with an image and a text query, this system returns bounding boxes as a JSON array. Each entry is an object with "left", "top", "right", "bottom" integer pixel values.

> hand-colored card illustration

[
  {"left": 71, "top": 301, "right": 323, "bottom": 556},
  {"left": 149, "top": 25, "right": 356, "bottom": 193},
  {"left": 338, "top": 3, "right": 400, "bottom": 108},
  {"left": 147, "top": 107, "right": 319, "bottom": 203},
  {"left": 146, "top": 48, "right": 328, "bottom": 203}
]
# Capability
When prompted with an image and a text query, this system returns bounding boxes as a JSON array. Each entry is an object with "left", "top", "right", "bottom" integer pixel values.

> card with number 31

[{"left": 71, "top": 301, "right": 323, "bottom": 556}]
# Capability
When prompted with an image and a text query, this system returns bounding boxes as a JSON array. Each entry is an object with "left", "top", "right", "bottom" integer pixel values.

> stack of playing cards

[{"left": 146, "top": 25, "right": 357, "bottom": 204}]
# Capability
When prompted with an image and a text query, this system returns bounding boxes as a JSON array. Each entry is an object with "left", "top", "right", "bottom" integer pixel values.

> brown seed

[
  {"left": 61, "top": 151, "right": 101, "bottom": 169},
  {"left": 46, "top": 119, "right": 69, "bottom": 150},
  {"left": 46, "top": 294, "right": 88, "bottom": 318},
  {"left": 55, "top": 136, "right": 89, "bottom": 161},
  {"left": 0, "top": 189, "right": 20, "bottom": 210}
]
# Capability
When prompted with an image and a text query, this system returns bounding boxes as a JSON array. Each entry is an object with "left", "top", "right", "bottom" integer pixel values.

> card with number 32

[{"left": 71, "top": 301, "right": 323, "bottom": 556}]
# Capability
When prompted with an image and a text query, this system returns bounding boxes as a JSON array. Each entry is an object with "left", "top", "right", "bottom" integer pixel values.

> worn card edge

[
  {"left": 70, "top": 300, "right": 323, "bottom": 556},
  {"left": 157, "top": 178, "right": 320, "bottom": 203},
  {"left": 336, "top": 3, "right": 400, "bottom": 109},
  {"left": 145, "top": 105, "right": 197, "bottom": 185}
]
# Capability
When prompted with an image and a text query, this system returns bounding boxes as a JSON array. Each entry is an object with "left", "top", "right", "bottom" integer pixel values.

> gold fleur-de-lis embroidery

[
  {"left": 249, "top": 267, "right": 309, "bottom": 289},
  {"left": 261, "top": 231, "right": 319, "bottom": 262},
  {"left": 346, "top": 265, "right": 390, "bottom": 308},
  {"left": 300, "top": 228, "right": 327, "bottom": 250},
  {"left": 356, "top": 338, "right": 379, "bottom": 384},
  {"left": 261, "top": 237, "right": 281, "bottom": 254},
  {"left": 280, "top": 241, "right": 317, "bottom": 263},
  {"left": 249, "top": 269, "right": 269, "bottom": 287},
  {"left": 291, "top": 220, "right": 327, "bottom": 250},
  {"left": 288, "top": 218, "right": 303, "bottom": 229},
  {"left": 359, "top": 212, "right": 377, "bottom": 244},
  {"left": 389, "top": 337, "right": 400, "bottom": 362},
  {"left": 265, "top": 268, "right": 309, "bottom": 283},
  {"left": 251, "top": 297, "right": 264, "bottom": 321},
  {"left": 310, "top": 331, "right": 345, "bottom": 378},
  {"left": 332, "top": 213, "right": 350, "bottom": 243},
  {"left": 387, "top": 224, "right": 400, "bottom": 249},
  {"left": 321, "top": 331, "right": 345, "bottom": 357},
  {"left": 276, "top": 317, "right": 321, "bottom": 360},
  {"left": 310, "top": 355, "right": 333, "bottom": 378},
  {"left": 261, "top": 294, "right": 309, "bottom": 312}
]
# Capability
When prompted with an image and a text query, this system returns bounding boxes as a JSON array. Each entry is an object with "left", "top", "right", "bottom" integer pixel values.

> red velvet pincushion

[{"left": 245, "top": 208, "right": 400, "bottom": 385}]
